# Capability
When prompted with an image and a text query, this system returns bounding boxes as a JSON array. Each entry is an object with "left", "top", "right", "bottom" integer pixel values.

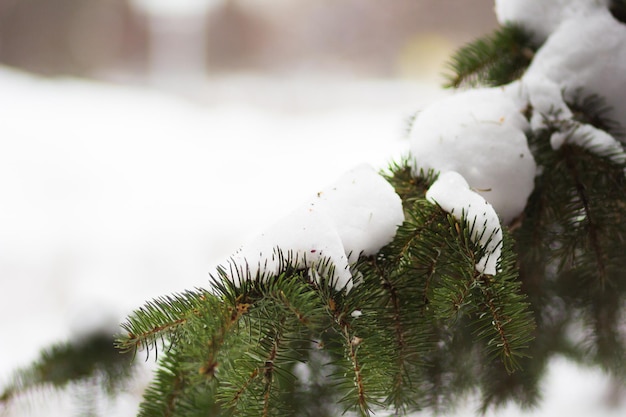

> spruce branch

[
  {"left": 567, "top": 89, "right": 625, "bottom": 140},
  {"left": 137, "top": 350, "right": 190, "bottom": 417},
  {"left": 500, "top": 111, "right": 626, "bottom": 406},
  {"left": 562, "top": 145, "right": 608, "bottom": 287},
  {"left": 544, "top": 138, "right": 625, "bottom": 293},
  {"left": 378, "top": 262, "right": 418, "bottom": 411},
  {"left": 354, "top": 193, "right": 535, "bottom": 412},
  {"left": 215, "top": 271, "right": 331, "bottom": 416},
  {"left": 514, "top": 111, "right": 626, "bottom": 390},
  {"left": 337, "top": 319, "right": 371, "bottom": 416},
  {"left": 433, "top": 210, "right": 534, "bottom": 373},
  {"left": 473, "top": 273, "right": 535, "bottom": 373},
  {"left": 112, "top": 166, "right": 537, "bottom": 417},
  {"left": 117, "top": 290, "right": 216, "bottom": 359},
  {"left": 444, "top": 24, "right": 537, "bottom": 88},
  {"left": 1, "top": 333, "right": 135, "bottom": 410},
  {"left": 218, "top": 321, "right": 288, "bottom": 416},
  {"left": 133, "top": 291, "right": 243, "bottom": 417},
  {"left": 382, "top": 160, "right": 438, "bottom": 208}
]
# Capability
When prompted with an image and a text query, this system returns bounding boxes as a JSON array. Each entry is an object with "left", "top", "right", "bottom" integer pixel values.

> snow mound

[
  {"left": 426, "top": 171, "right": 503, "bottom": 276},
  {"left": 408, "top": 87, "right": 536, "bottom": 225},
  {"left": 495, "top": 0, "right": 610, "bottom": 44},
  {"left": 223, "top": 164, "right": 404, "bottom": 291},
  {"left": 410, "top": 4, "right": 626, "bottom": 227},
  {"left": 523, "top": 9, "right": 626, "bottom": 127}
]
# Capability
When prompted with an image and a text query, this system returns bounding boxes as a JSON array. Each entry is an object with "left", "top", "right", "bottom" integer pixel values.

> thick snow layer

[
  {"left": 494, "top": 0, "right": 610, "bottom": 44},
  {"left": 517, "top": 11, "right": 626, "bottom": 164},
  {"left": 223, "top": 164, "right": 404, "bottom": 291},
  {"left": 426, "top": 171, "right": 503, "bottom": 275},
  {"left": 516, "top": 74, "right": 570, "bottom": 131},
  {"left": 518, "top": 73, "right": 626, "bottom": 162},
  {"left": 413, "top": 5, "right": 626, "bottom": 221},
  {"left": 225, "top": 204, "right": 352, "bottom": 289},
  {"left": 409, "top": 87, "right": 536, "bottom": 225},
  {"left": 523, "top": 9, "right": 626, "bottom": 125},
  {"left": 309, "top": 164, "right": 405, "bottom": 263}
]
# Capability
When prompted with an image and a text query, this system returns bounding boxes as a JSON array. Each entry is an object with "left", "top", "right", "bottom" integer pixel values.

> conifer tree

[{"left": 2, "top": 1, "right": 626, "bottom": 416}]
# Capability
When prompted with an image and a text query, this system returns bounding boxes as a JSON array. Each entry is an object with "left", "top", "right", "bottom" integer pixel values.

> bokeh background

[{"left": 0, "top": 0, "right": 496, "bottom": 83}]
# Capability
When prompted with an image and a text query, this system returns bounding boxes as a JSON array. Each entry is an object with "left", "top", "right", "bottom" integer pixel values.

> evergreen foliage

[
  {"left": 112, "top": 14, "right": 626, "bottom": 415},
  {"left": 3, "top": 3, "right": 626, "bottom": 417},
  {"left": 437, "top": 15, "right": 626, "bottom": 409},
  {"left": 443, "top": 24, "right": 537, "bottom": 89},
  {"left": 0, "top": 332, "right": 135, "bottom": 415},
  {"left": 476, "top": 95, "right": 626, "bottom": 409},
  {"left": 114, "top": 174, "right": 536, "bottom": 416},
  {"left": 567, "top": 89, "right": 625, "bottom": 141}
]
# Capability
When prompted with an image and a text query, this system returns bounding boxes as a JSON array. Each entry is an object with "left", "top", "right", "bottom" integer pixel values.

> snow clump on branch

[
  {"left": 409, "top": 86, "right": 537, "bottom": 225},
  {"left": 522, "top": 8, "right": 626, "bottom": 132},
  {"left": 223, "top": 0, "right": 626, "bottom": 290},
  {"left": 426, "top": 171, "right": 503, "bottom": 276},
  {"left": 407, "top": 0, "right": 626, "bottom": 274},
  {"left": 410, "top": 1, "right": 626, "bottom": 229},
  {"left": 495, "top": 0, "right": 611, "bottom": 44},
  {"left": 223, "top": 164, "right": 404, "bottom": 291},
  {"left": 498, "top": 1, "right": 626, "bottom": 150}
]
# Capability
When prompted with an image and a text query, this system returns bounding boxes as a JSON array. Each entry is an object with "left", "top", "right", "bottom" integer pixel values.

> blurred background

[
  {"left": 0, "top": 0, "right": 496, "bottom": 86},
  {"left": 3, "top": 1, "right": 624, "bottom": 416}
]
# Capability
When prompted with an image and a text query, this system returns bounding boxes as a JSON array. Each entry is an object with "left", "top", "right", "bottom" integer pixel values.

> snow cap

[
  {"left": 523, "top": 9, "right": 626, "bottom": 127},
  {"left": 409, "top": 87, "right": 536, "bottom": 225},
  {"left": 309, "top": 163, "right": 405, "bottom": 263},
  {"left": 550, "top": 123, "right": 626, "bottom": 165},
  {"left": 426, "top": 171, "right": 503, "bottom": 276},
  {"left": 517, "top": 9, "right": 626, "bottom": 164},
  {"left": 225, "top": 164, "right": 404, "bottom": 291},
  {"left": 495, "top": 0, "right": 610, "bottom": 44}
]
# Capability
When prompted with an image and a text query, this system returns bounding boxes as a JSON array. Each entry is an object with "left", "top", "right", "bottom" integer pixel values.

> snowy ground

[{"left": 0, "top": 66, "right": 624, "bottom": 416}]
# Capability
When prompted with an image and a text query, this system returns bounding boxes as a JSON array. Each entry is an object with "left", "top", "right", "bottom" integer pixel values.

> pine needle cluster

[
  {"left": 477, "top": 101, "right": 626, "bottom": 408},
  {"left": 439, "top": 14, "right": 626, "bottom": 409},
  {"left": 112, "top": 163, "right": 536, "bottom": 416},
  {"left": 443, "top": 24, "right": 537, "bottom": 89}
]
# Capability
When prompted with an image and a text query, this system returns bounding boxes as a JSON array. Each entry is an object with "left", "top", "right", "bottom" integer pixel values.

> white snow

[
  {"left": 515, "top": 9, "right": 626, "bottom": 164},
  {"left": 225, "top": 204, "right": 352, "bottom": 289},
  {"left": 6, "top": 0, "right": 626, "bottom": 407},
  {"left": 550, "top": 123, "right": 626, "bottom": 164},
  {"left": 223, "top": 164, "right": 404, "bottom": 291},
  {"left": 308, "top": 164, "right": 405, "bottom": 263},
  {"left": 523, "top": 8, "right": 626, "bottom": 129},
  {"left": 0, "top": 66, "right": 441, "bottom": 417},
  {"left": 518, "top": 74, "right": 571, "bottom": 131},
  {"left": 494, "top": 0, "right": 610, "bottom": 44},
  {"left": 426, "top": 171, "right": 503, "bottom": 275},
  {"left": 408, "top": 86, "right": 536, "bottom": 225},
  {"left": 409, "top": 3, "right": 626, "bottom": 224}
]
